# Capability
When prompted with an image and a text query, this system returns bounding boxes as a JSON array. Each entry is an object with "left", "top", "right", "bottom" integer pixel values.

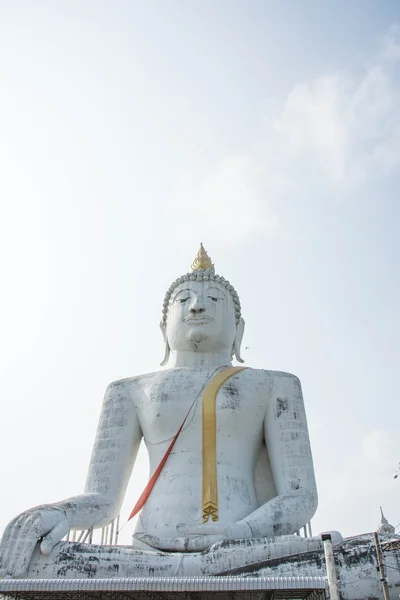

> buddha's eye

[
  {"left": 179, "top": 297, "right": 190, "bottom": 304},
  {"left": 208, "top": 296, "right": 222, "bottom": 302}
]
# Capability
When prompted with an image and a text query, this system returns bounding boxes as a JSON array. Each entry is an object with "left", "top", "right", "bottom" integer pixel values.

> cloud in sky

[
  {"left": 381, "top": 23, "right": 400, "bottom": 60},
  {"left": 170, "top": 24, "right": 400, "bottom": 243},
  {"left": 275, "top": 26, "right": 400, "bottom": 185}
]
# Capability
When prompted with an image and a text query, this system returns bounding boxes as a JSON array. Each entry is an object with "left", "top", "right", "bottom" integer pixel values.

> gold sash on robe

[{"left": 202, "top": 366, "right": 248, "bottom": 522}]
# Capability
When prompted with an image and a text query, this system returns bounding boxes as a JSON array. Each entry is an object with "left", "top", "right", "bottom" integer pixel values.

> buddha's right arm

[
  {"left": 0, "top": 379, "right": 141, "bottom": 577},
  {"left": 78, "top": 378, "right": 142, "bottom": 529},
  {"left": 48, "top": 378, "right": 142, "bottom": 530}
]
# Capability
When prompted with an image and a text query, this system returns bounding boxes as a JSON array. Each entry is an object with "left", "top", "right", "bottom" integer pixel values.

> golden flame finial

[{"left": 191, "top": 243, "right": 215, "bottom": 273}]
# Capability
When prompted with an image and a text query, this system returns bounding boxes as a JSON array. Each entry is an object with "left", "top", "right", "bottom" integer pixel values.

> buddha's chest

[{"left": 136, "top": 368, "right": 268, "bottom": 445}]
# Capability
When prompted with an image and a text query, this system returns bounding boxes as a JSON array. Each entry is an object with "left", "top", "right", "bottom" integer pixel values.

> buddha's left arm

[{"left": 240, "top": 372, "right": 318, "bottom": 538}]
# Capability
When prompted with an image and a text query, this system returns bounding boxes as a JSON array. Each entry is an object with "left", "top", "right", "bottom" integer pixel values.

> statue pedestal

[
  {"left": 0, "top": 533, "right": 397, "bottom": 600},
  {"left": 24, "top": 536, "right": 326, "bottom": 578}
]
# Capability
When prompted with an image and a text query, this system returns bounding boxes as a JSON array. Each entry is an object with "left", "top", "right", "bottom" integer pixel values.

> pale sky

[{"left": 0, "top": 0, "right": 399, "bottom": 547}]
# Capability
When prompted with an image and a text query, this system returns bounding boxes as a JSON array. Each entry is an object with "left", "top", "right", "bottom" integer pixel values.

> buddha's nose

[{"left": 189, "top": 295, "right": 205, "bottom": 313}]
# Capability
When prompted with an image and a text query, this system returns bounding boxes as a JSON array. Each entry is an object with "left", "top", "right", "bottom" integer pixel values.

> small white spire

[{"left": 377, "top": 506, "right": 395, "bottom": 535}]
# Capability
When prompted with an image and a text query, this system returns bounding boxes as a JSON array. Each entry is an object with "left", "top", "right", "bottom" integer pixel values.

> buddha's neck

[{"left": 169, "top": 349, "right": 233, "bottom": 368}]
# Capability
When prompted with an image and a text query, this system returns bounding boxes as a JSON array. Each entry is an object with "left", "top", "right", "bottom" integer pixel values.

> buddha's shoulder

[
  {"left": 265, "top": 369, "right": 300, "bottom": 382},
  {"left": 105, "top": 370, "right": 168, "bottom": 391},
  {"left": 246, "top": 368, "right": 301, "bottom": 386}
]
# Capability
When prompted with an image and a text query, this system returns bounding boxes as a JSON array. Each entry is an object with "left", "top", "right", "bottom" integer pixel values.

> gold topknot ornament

[{"left": 191, "top": 243, "right": 215, "bottom": 273}]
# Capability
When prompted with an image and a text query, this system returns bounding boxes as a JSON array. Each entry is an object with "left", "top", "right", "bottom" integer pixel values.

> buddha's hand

[
  {"left": 0, "top": 505, "right": 69, "bottom": 577},
  {"left": 135, "top": 532, "right": 226, "bottom": 552},
  {"left": 135, "top": 521, "right": 252, "bottom": 552},
  {"left": 177, "top": 520, "right": 253, "bottom": 540}
]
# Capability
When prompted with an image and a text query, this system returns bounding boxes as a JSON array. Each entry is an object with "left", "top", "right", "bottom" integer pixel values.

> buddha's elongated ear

[
  {"left": 160, "top": 320, "right": 170, "bottom": 366},
  {"left": 233, "top": 317, "right": 245, "bottom": 363}
]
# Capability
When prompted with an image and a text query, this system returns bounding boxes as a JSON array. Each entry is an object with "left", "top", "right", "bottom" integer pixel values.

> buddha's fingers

[
  {"left": 0, "top": 524, "right": 12, "bottom": 573},
  {"left": 40, "top": 519, "right": 69, "bottom": 555},
  {"left": 184, "top": 534, "right": 225, "bottom": 551},
  {"left": 0, "top": 530, "right": 10, "bottom": 576},
  {"left": 0, "top": 514, "right": 27, "bottom": 575},
  {"left": 134, "top": 534, "right": 176, "bottom": 550},
  {"left": 134, "top": 534, "right": 195, "bottom": 551},
  {"left": 177, "top": 523, "right": 227, "bottom": 535},
  {"left": 11, "top": 514, "right": 44, "bottom": 577},
  {"left": 0, "top": 515, "right": 39, "bottom": 577},
  {"left": 135, "top": 534, "right": 226, "bottom": 552}
]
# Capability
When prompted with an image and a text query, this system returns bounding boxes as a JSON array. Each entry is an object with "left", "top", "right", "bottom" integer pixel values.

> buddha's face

[{"left": 165, "top": 280, "right": 237, "bottom": 353}]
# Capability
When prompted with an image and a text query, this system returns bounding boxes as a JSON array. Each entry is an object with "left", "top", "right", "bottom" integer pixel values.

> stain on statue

[{"left": 0, "top": 244, "right": 319, "bottom": 579}]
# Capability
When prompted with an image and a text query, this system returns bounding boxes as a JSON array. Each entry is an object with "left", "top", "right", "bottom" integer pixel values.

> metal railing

[
  {"left": 65, "top": 515, "right": 120, "bottom": 545},
  {"left": 65, "top": 518, "right": 313, "bottom": 546}
]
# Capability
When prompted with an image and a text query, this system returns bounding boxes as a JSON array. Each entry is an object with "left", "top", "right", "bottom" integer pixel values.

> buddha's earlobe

[
  {"left": 159, "top": 321, "right": 170, "bottom": 366},
  {"left": 233, "top": 317, "right": 245, "bottom": 363}
]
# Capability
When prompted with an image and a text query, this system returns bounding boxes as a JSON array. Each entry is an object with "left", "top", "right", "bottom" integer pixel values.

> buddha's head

[{"left": 160, "top": 244, "right": 245, "bottom": 365}]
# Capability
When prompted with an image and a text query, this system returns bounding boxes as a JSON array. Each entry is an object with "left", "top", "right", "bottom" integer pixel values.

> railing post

[
  {"left": 374, "top": 532, "right": 391, "bottom": 600},
  {"left": 322, "top": 533, "right": 340, "bottom": 600}
]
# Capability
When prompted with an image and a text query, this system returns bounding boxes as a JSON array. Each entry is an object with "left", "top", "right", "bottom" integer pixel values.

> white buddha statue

[{"left": 0, "top": 245, "right": 318, "bottom": 578}]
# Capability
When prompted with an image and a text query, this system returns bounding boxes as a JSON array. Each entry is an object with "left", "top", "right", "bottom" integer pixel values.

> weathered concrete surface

[
  {"left": 25, "top": 534, "right": 400, "bottom": 599},
  {"left": 26, "top": 535, "right": 326, "bottom": 578},
  {"left": 229, "top": 534, "right": 400, "bottom": 600}
]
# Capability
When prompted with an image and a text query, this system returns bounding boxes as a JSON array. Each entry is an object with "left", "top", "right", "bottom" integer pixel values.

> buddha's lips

[{"left": 184, "top": 316, "right": 213, "bottom": 323}]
